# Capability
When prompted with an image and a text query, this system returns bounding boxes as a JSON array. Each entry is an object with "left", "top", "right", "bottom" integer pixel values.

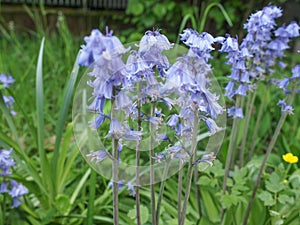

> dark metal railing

[{"left": 0, "top": 0, "right": 128, "bottom": 10}]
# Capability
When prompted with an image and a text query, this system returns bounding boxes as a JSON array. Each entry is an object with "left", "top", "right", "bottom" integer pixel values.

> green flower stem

[
  {"left": 194, "top": 165, "right": 202, "bottom": 219},
  {"left": 249, "top": 92, "right": 267, "bottom": 160},
  {"left": 111, "top": 87, "right": 119, "bottom": 225},
  {"left": 239, "top": 91, "right": 257, "bottom": 167},
  {"left": 156, "top": 159, "right": 171, "bottom": 224},
  {"left": 220, "top": 96, "right": 242, "bottom": 221},
  {"left": 136, "top": 97, "right": 142, "bottom": 225},
  {"left": 179, "top": 111, "right": 199, "bottom": 225},
  {"left": 242, "top": 94, "right": 295, "bottom": 225},
  {"left": 150, "top": 102, "right": 157, "bottom": 225},
  {"left": 177, "top": 161, "right": 183, "bottom": 225}
]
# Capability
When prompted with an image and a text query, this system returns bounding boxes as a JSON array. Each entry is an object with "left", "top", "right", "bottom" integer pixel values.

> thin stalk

[
  {"left": 111, "top": 87, "right": 119, "bottom": 225},
  {"left": 150, "top": 102, "right": 157, "bottom": 225},
  {"left": 230, "top": 96, "right": 243, "bottom": 168},
  {"left": 156, "top": 160, "right": 171, "bottom": 224},
  {"left": 242, "top": 94, "right": 295, "bottom": 225},
  {"left": 86, "top": 169, "right": 96, "bottom": 225},
  {"left": 249, "top": 92, "right": 267, "bottom": 160},
  {"left": 177, "top": 161, "right": 183, "bottom": 225},
  {"left": 239, "top": 91, "right": 257, "bottom": 168},
  {"left": 220, "top": 97, "right": 241, "bottom": 222},
  {"left": 194, "top": 166, "right": 202, "bottom": 219},
  {"left": 179, "top": 111, "right": 199, "bottom": 225},
  {"left": 135, "top": 97, "right": 142, "bottom": 225}
]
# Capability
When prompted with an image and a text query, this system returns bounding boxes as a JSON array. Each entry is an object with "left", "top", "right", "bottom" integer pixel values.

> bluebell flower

[
  {"left": 122, "top": 122, "right": 143, "bottom": 141},
  {"left": 115, "top": 90, "right": 133, "bottom": 113},
  {"left": 78, "top": 28, "right": 130, "bottom": 131},
  {"left": 127, "top": 181, "right": 136, "bottom": 197},
  {"left": 166, "top": 145, "right": 189, "bottom": 163},
  {"left": 167, "top": 114, "right": 179, "bottom": 128},
  {"left": 227, "top": 106, "right": 244, "bottom": 119},
  {"left": 277, "top": 78, "right": 290, "bottom": 89},
  {"left": 86, "top": 150, "right": 110, "bottom": 163},
  {"left": 107, "top": 119, "right": 123, "bottom": 139},
  {"left": 277, "top": 100, "right": 293, "bottom": 115},
  {"left": 292, "top": 65, "right": 300, "bottom": 79},
  {"left": 180, "top": 29, "right": 214, "bottom": 51},
  {"left": 193, "top": 152, "right": 216, "bottom": 166},
  {"left": 138, "top": 30, "right": 173, "bottom": 71},
  {"left": 0, "top": 148, "right": 15, "bottom": 176},
  {"left": 78, "top": 28, "right": 128, "bottom": 67},
  {"left": 9, "top": 180, "right": 28, "bottom": 201},
  {"left": 0, "top": 182, "right": 8, "bottom": 193},
  {"left": 153, "top": 153, "right": 166, "bottom": 163},
  {"left": 0, "top": 73, "right": 15, "bottom": 88},
  {"left": 203, "top": 117, "right": 223, "bottom": 136},
  {"left": 0, "top": 74, "right": 17, "bottom": 116},
  {"left": 108, "top": 180, "right": 125, "bottom": 190},
  {"left": 0, "top": 148, "right": 28, "bottom": 208},
  {"left": 78, "top": 29, "right": 105, "bottom": 67},
  {"left": 156, "top": 134, "right": 170, "bottom": 143},
  {"left": 3, "top": 95, "right": 17, "bottom": 116},
  {"left": 125, "top": 50, "right": 151, "bottom": 81}
]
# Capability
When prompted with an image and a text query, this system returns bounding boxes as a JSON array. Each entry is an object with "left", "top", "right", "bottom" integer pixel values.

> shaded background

[{"left": 1, "top": 0, "right": 300, "bottom": 41}]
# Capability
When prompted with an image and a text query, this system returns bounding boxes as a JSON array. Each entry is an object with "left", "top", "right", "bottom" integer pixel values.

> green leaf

[
  {"left": 266, "top": 173, "right": 285, "bottom": 193},
  {"left": 55, "top": 194, "right": 71, "bottom": 214},
  {"left": 278, "top": 194, "right": 293, "bottom": 204},
  {"left": 199, "top": 215, "right": 219, "bottom": 225},
  {"left": 221, "top": 194, "right": 239, "bottom": 208},
  {"left": 200, "top": 189, "right": 220, "bottom": 223},
  {"left": 258, "top": 191, "right": 276, "bottom": 206},
  {"left": 128, "top": 205, "right": 149, "bottom": 224},
  {"left": 52, "top": 52, "right": 80, "bottom": 191},
  {"left": 233, "top": 167, "right": 248, "bottom": 182},
  {"left": 204, "top": 160, "right": 224, "bottom": 177},
  {"left": 36, "top": 37, "right": 51, "bottom": 194},
  {"left": 165, "top": 219, "right": 194, "bottom": 225},
  {"left": 36, "top": 208, "right": 57, "bottom": 225},
  {"left": 198, "top": 175, "right": 211, "bottom": 185},
  {"left": 289, "top": 169, "right": 300, "bottom": 188}
]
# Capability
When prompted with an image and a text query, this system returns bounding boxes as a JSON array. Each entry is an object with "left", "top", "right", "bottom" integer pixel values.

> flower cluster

[
  {"left": 218, "top": 5, "right": 299, "bottom": 118},
  {"left": 0, "top": 73, "right": 16, "bottom": 116},
  {"left": 0, "top": 148, "right": 28, "bottom": 208},
  {"left": 274, "top": 64, "right": 300, "bottom": 114},
  {"left": 217, "top": 34, "right": 251, "bottom": 118},
  {"left": 78, "top": 27, "right": 225, "bottom": 186}
]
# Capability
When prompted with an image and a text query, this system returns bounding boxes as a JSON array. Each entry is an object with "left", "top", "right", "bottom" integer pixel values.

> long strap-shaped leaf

[
  {"left": 52, "top": 52, "right": 80, "bottom": 194},
  {"left": 36, "top": 37, "right": 52, "bottom": 204}
]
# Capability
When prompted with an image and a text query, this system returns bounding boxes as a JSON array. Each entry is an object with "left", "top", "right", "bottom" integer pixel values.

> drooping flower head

[
  {"left": 138, "top": 29, "right": 174, "bottom": 71},
  {"left": 163, "top": 29, "right": 224, "bottom": 138},
  {"left": 78, "top": 27, "right": 130, "bottom": 129}
]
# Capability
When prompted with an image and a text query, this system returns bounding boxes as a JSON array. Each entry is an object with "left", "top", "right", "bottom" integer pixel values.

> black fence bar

[{"left": 0, "top": 0, "right": 128, "bottom": 10}]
